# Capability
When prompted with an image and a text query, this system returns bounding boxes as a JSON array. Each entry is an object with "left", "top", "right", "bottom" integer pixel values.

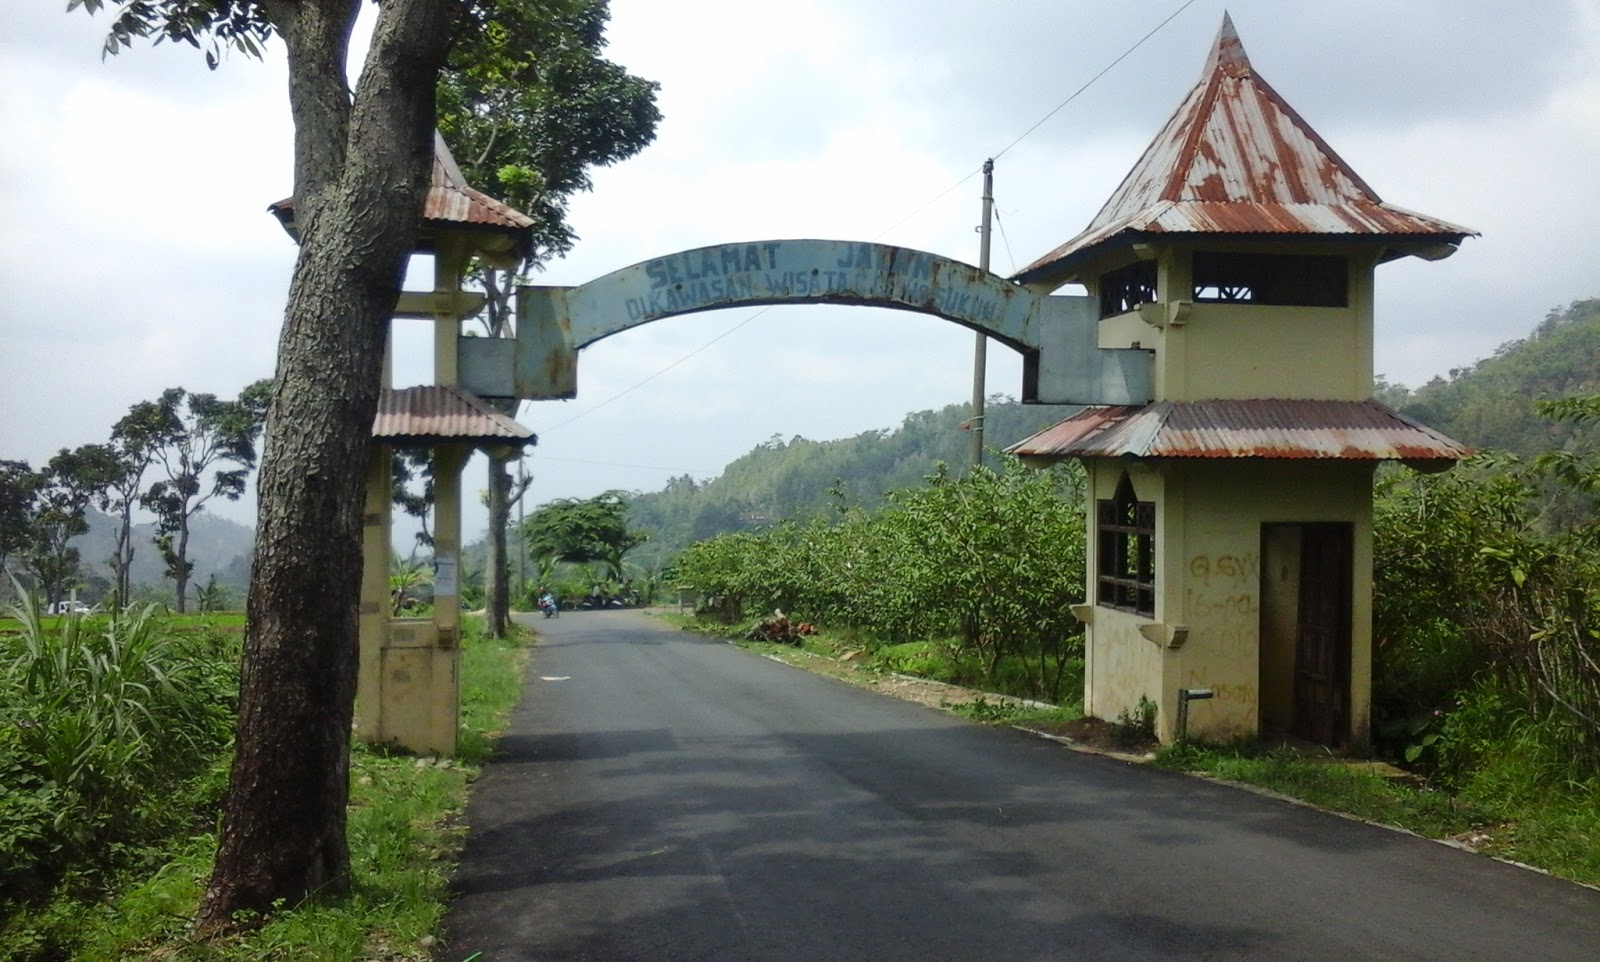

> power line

[
  {"left": 871, "top": 166, "right": 984, "bottom": 242},
  {"left": 540, "top": 0, "right": 1196, "bottom": 433},
  {"left": 993, "top": 0, "right": 1199, "bottom": 161},
  {"left": 538, "top": 455, "right": 717, "bottom": 475},
  {"left": 993, "top": 207, "right": 1018, "bottom": 276},
  {"left": 540, "top": 306, "right": 772, "bottom": 430}
]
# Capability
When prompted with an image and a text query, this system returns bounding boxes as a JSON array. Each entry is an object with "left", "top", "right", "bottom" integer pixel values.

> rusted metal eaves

[
  {"left": 1006, "top": 399, "right": 1472, "bottom": 464},
  {"left": 373, "top": 385, "right": 537, "bottom": 449}
]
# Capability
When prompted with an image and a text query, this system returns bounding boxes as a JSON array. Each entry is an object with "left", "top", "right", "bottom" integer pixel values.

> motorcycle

[{"left": 538, "top": 596, "right": 559, "bottom": 618}]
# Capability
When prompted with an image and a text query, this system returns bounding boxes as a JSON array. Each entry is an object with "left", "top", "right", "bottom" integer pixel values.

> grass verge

[
  {"left": 1154, "top": 742, "right": 1600, "bottom": 887},
  {"left": 1, "top": 615, "right": 531, "bottom": 961}
]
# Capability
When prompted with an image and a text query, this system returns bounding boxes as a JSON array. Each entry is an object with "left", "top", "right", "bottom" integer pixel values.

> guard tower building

[{"left": 1009, "top": 16, "right": 1475, "bottom": 748}]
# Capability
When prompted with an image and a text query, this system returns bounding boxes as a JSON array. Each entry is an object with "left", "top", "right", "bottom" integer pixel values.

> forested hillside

[
  {"left": 62, "top": 509, "right": 254, "bottom": 602},
  {"left": 1382, "top": 297, "right": 1600, "bottom": 459},
  {"left": 626, "top": 399, "right": 1075, "bottom": 567},
  {"left": 631, "top": 297, "right": 1600, "bottom": 566}
]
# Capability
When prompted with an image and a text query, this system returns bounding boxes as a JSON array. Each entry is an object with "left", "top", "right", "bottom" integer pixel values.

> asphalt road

[{"left": 442, "top": 610, "right": 1600, "bottom": 961}]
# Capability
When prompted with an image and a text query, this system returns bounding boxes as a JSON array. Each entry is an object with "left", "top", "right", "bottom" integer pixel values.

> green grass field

[{"left": 1, "top": 613, "right": 533, "bottom": 962}]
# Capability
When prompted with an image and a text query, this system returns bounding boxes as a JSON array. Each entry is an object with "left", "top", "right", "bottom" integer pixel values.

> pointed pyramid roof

[
  {"left": 1015, "top": 14, "right": 1475, "bottom": 286},
  {"left": 269, "top": 133, "right": 536, "bottom": 259},
  {"left": 422, "top": 132, "right": 537, "bottom": 236}
]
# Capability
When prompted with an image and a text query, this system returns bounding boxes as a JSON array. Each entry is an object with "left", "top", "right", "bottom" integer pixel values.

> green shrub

[
  {"left": 675, "top": 457, "right": 1086, "bottom": 698},
  {"left": 0, "top": 591, "right": 237, "bottom": 906}
]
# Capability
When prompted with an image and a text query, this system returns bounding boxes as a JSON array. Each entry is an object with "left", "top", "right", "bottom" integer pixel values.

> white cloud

[{"left": 3, "top": 0, "right": 1597, "bottom": 544}]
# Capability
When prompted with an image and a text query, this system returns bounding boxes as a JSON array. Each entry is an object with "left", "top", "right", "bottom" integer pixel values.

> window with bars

[
  {"left": 1098, "top": 260, "right": 1158, "bottom": 318},
  {"left": 1191, "top": 252, "right": 1347, "bottom": 307},
  {"left": 1097, "top": 473, "right": 1155, "bottom": 616}
]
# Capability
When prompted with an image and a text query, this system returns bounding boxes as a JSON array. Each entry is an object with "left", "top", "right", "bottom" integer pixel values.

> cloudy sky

[{"left": 2, "top": 0, "right": 1597, "bottom": 540}]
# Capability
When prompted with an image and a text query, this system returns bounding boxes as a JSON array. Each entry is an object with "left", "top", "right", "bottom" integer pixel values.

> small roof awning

[
  {"left": 1006, "top": 399, "right": 1470, "bottom": 467},
  {"left": 373, "top": 385, "right": 537, "bottom": 449}
]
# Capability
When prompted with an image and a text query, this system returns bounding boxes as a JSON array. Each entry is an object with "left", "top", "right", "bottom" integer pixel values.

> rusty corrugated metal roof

[
  {"left": 424, "top": 133, "right": 537, "bottom": 231},
  {"left": 373, "top": 385, "right": 537, "bottom": 446},
  {"left": 1016, "top": 15, "right": 1475, "bottom": 284},
  {"left": 1005, "top": 400, "right": 1471, "bottom": 463},
  {"left": 268, "top": 133, "right": 534, "bottom": 244}
]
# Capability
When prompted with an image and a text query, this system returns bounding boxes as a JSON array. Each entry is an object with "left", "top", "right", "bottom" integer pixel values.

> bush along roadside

[{"left": 0, "top": 605, "right": 531, "bottom": 962}]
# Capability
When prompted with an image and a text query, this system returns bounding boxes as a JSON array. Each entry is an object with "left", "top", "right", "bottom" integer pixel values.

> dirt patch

[{"left": 1013, "top": 715, "right": 1160, "bottom": 757}]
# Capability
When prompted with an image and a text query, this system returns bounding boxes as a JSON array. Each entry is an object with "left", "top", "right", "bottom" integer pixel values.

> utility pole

[{"left": 969, "top": 158, "right": 995, "bottom": 469}]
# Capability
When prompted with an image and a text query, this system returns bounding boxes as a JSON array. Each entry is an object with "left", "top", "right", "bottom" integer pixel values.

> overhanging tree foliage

[{"left": 436, "top": 0, "right": 659, "bottom": 638}]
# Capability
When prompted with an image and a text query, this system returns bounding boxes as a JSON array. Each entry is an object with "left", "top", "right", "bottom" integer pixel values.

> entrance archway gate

[
  {"left": 371, "top": 237, "right": 1151, "bottom": 757},
  {"left": 457, "top": 239, "right": 1152, "bottom": 407}
]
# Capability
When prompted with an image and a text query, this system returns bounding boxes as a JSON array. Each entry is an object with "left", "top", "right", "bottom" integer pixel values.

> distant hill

[
  {"left": 1381, "top": 297, "right": 1600, "bottom": 459},
  {"left": 628, "top": 296, "right": 1600, "bottom": 568},
  {"left": 67, "top": 508, "right": 255, "bottom": 603},
  {"left": 626, "top": 398, "right": 1077, "bottom": 568}
]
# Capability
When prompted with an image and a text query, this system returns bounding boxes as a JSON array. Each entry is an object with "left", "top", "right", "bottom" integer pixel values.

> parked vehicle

[{"left": 48, "top": 600, "right": 92, "bottom": 615}]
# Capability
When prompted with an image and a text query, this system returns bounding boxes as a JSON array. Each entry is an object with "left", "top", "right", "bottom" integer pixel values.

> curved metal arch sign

[{"left": 457, "top": 239, "right": 1149, "bottom": 406}]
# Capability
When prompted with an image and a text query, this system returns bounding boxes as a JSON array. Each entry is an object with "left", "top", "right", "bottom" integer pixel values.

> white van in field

[{"left": 48, "top": 600, "right": 92, "bottom": 615}]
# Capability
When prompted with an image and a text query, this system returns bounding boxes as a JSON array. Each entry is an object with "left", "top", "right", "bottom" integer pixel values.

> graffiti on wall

[{"left": 1186, "top": 552, "right": 1260, "bottom": 660}]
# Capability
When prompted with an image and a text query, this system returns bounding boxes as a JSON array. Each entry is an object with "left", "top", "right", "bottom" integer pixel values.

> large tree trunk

[{"left": 198, "top": 0, "right": 453, "bottom": 929}]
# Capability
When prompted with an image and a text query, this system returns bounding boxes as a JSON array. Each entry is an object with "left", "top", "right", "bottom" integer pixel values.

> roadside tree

[
  {"left": 523, "top": 490, "right": 647, "bottom": 583},
  {"left": 73, "top": 0, "right": 656, "bottom": 928},
  {"left": 439, "top": 0, "right": 659, "bottom": 637},
  {"left": 0, "top": 460, "right": 43, "bottom": 591},
  {"left": 136, "top": 382, "right": 270, "bottom": 612},
  {"left": 20, "top": 445, "right": 123, "bottom": 606},
  {"left": 103, "top": 397, "right": 175, "bottom": 608}
]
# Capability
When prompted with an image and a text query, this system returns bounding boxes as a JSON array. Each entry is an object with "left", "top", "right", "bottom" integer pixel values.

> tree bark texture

[{"left": 199, "top": 0, "right": 454, "bottom": 928}]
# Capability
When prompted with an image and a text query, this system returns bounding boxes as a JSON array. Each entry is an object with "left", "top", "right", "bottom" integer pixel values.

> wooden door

[{"left": 1293, "top": 524, "right": 1353, "bottom": 746}]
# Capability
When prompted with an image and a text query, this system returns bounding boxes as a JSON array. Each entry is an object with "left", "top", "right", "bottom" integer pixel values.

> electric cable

[
  {"left": 540, "top": 0, "right": 1197, "bottom": 432},
  {"left": 993, "top": 207, "right": 1018, "bottom": 276},
  {"left": 993, "top": 0, "right": 1199, "bottom": 161}
]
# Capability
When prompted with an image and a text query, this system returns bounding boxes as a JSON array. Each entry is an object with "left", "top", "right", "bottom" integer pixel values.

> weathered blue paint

[
  {"left": 456, "top": 238, "right": 1150, "bottom": 406},
  {"left": 566, "top": 240, "right": 1042, "bottom": 352}
]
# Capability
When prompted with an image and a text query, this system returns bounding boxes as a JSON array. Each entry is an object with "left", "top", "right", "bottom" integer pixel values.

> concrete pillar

[
  {"left": 434, "top": 238, "right": 467, "bottom": 387},
  {"left": 425, "top": 444, "right": 470, "bottom": 756},
  {"left": 357, "top": 443, "right": 393, "bottom": 742}
]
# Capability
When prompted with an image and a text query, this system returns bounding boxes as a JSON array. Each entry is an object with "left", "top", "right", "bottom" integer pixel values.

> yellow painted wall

[
  {"left": 1082, "top": 461, "right": 1173, "bottom": 732},
  {"left": 1083, "top": 458, "right": 1375, "bottom": 746},
  {"left": 1088, "top": 243, "right": 1381, "bottom": 403},
  {"left": 1180, "top": 305, "right": 1359, "bottom": 399}
]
